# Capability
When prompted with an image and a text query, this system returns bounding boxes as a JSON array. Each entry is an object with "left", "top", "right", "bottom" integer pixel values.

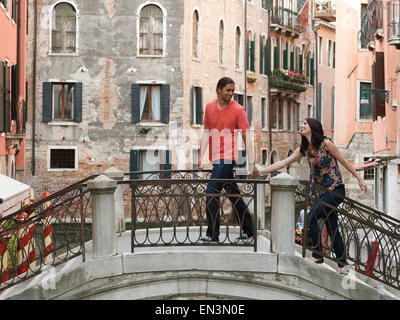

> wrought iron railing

[
  {"left": 271, "top": 6, "right": 299, "bottom": 32},
  {"left": 119, "top": 170, "right": 269, "bottom": 253},
  {"left": 0, "top": 175, "right": 97, "bottom": 292},
  {"left": 295, "top": 181, "right": 400, "bottom": 290}
]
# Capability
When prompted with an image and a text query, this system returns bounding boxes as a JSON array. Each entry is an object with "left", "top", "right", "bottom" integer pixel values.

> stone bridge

[{"left": 1, "top": 170, "right": 399, "bottom": 300}]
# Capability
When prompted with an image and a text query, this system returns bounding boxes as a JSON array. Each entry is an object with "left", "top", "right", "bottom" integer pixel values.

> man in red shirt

[{"left": 198, "top": 77, "right": 256, "bottom": 243}]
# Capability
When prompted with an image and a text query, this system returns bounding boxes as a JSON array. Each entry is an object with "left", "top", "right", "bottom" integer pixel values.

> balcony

[
  {"left": 388, "top": 0, "right": 400, "bottom": 49},
  {"left": 269, "top": 69, "right": 308, "bottom": 94},
  {"left": 314, "top": 0, "right": 336, "bottom": 22},
  {"left": 271, "top": 6, "right": 300, "bottom": 38}
]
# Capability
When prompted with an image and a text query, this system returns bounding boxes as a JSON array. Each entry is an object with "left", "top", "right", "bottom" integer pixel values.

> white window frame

[
  {"left": 47, "top": 145, "right": 78, "bottom": 172},
  {"left": 48, "top": 0, "right": 80, "bottom": 56},
  {"left": 136, "top": 2, "right": 167, "bottom": 58}
]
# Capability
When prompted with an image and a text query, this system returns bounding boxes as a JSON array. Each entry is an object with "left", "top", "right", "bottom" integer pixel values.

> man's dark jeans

[
  {"left": 205, "top": 160, "right": 253, "bottom": 239},
  {"left": 307, "top": 184, "right": 347, "bottom": 267}
]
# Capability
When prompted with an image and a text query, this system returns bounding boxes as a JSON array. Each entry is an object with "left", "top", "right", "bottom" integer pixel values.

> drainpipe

[
  {"left": 31, "top": 0, "right": 37, "bottom": 176},
  {"left": 16, "top": 0, "right": 21, "bottom": 130},
  {"left": 312, "top": 0, "right": 319, "bottom": 121}
]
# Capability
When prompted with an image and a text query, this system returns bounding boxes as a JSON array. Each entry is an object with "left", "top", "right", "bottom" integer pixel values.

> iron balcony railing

[
  {"left": 119, "top": 170, "right": 269, "bottom": 253},
  {"left": 388, "top": 0, "right": 400, "bottom": 46},
  {"left": 271, "top": 6, "right": 299, "bottom": 32},
  {"left": 295, "top": 181, "right": 400, "bottom": 290},
  {"left": 0, "top": 175, "right": 97, "bottom": 292}
]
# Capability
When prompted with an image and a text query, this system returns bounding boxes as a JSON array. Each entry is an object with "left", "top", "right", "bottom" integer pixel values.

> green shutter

[
  {"left": 74, "top": 82, "right": 82, "bottom": 122},
  {"left": 290, "top": 51, "right": 294, "bottom": 71},
  {"left": 161, "top": 84, "right": 170, "bottom": 124},
  {"left": 260, "top": 40, "right": 264, "bottom": 74},
  {"left": 131, "top": 84, "right": 140, "bottom": 123},
  {"left": 250, "top": 40, "right": 255, "bottom": 72},
  {"left": 0, "top": 62, "right": 5, "bottom": 132},
  {"left": 42, "top": 82, "right": 52, "bottom": 123},
  {"left": 310, "top": 58, "right": 314, "bottom": 85}
]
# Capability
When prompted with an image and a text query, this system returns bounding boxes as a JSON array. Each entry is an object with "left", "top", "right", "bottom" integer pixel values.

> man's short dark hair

[{"left": 216, "top": 77, "right": 235, "bottom": 91}]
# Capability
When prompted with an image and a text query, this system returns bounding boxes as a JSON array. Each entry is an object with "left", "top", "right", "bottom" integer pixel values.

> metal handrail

[{"left": 296, "top": 181, "right": 400, "bottom": 290}]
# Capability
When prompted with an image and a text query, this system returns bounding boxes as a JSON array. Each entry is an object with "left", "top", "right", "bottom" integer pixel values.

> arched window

[
  {"left": 235, "top": 26, "right": 241, "bottom": 69},
  {"left": 139, "top": 4, "right": 164, "bottom": 55},
  {"left": 192, "top": 10, "right": 199, "bottom": 58},
  {"left": 219, "top": 20, "right": 225, "bottom": 65},
  {"left": 51, "top": 2, "right": 77, "bottom": 54}
]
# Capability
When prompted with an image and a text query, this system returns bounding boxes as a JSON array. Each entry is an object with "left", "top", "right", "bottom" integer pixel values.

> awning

[
  {"left": 0, "top": 174, "right": 31, "bottom": 218},
  {"left": 354, "top": 161, "right": 381, "bottom": 171}
]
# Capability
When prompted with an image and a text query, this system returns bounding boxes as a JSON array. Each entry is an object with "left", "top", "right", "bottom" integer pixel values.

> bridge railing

[
  {"left": 0, "top": 175, "right": 97, "bottom": 292},
  {"left": 295, "top": 181, "right": 400, "bottom": 290},
  {"left": 119, "top": 170, "right": 269, "bottom": 253}
]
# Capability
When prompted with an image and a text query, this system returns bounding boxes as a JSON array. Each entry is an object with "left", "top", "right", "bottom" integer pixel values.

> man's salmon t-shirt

[{"left": 203, "top": 99, "right": 250, "bottom": 162}]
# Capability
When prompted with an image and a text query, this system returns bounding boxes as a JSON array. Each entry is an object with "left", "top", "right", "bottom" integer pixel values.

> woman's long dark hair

[{"left": 300, "top": 118, "right": 326, "bottom": 155}]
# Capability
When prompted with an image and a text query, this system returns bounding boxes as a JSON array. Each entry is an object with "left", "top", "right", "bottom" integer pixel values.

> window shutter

[
  {"left": 299, "top": 54, "right": 303, "bottom": 74},
  {"left": 161, "top": 84, "right": 170, "bottom": 124},
  {"left": 190, "top": 86, "right": 194, "bottom": 125},
  {"left": 131, "top": 84, "right": 140, "bottom": 123},
  {"left": 265, "top": 38, "right": 271, "bottom": 75},
  {"left": 74, "top": 82, "right": 82, "bottom": 122},
  {"left": 5, "top": 65, "right": 10, "bottom": 131},
  {"left": 42, "top": 82, "right": 52, "bottom": 122},
  {"left": 0, "top": 62, "right": 5, "bottom": 132},
  {"left": 310, "top": 58, "right": 314, "bottom": 85},
  {"left": 130, "top": 150, "right": 139, "bottom": 179},
  {"left": 283, "top": 47, "right": 287, "bottom": 70},
  {"left": 375, "top": 52, "right": 385, "bottom": 119},
  {"left": 274, "top": 46, "right": 279, "bottom": 70},
  {"left": 250, "top": 40, "right": 255, "bottom": 72},
  {"left": 372, "top": 62, "right": 377, "bottom": 120},
  {"left": 290, "top": 51, "right": 294, "bottom": 71},
  {"left": 195, "top": 87, "right": 203, "bottom": 125},
  {"left": 260, "top": 39, "right": 264, "bottom": 74}
]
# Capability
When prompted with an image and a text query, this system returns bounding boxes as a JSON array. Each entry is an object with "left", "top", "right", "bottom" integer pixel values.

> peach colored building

[
  {"left": 335, "top": 0, "right": 400, "bottom": 218},
  {"left": 0, "top": 0, "right": 27, "bottom": 180}
]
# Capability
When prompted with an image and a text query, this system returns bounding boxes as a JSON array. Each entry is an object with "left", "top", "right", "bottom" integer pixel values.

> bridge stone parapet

[{"left": 1, "top": 238, "right": 398, "bottom": 300}]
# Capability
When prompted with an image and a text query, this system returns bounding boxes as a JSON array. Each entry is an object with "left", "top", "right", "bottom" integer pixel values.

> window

[
  {"left": 0, "top": 61, "right": 10, "bottom": 133},
  {"left": 271, "top": 99, "right": 277, "bottom": 129},
  {"left": 261, "top": 98, "right": 267, "bottom": 129},
  {"left": 131, "top": 83, "right": 170, "bottom": 124},
  {"left": 260, "top": 36, "right": 270, "bottom": 75},
  {"left": 51, "top": 2, "right": 77, "bottom": 54},
  {"left": 262, "top": 149, "right": 268, "bottom": 165},
  {"left": 328, "top": 40, "right": 332, "bottom": 68},
  {"left": 247, "top": 31, "right": 255, "bottom": 72},
  {"left": 246, "top": 96, "right": 252, "bottom": 127},
  {"left": 360, "top": 4, "right": 369, "bottom": 49},
  {"left": 296, "top": 103, "right": 300, "bottom": 131},
  {"left": 192, "top": 10, "right": 199, "bottom": 59},
  {"left": 48, "top": 147, "right": 77, "bottom": 170},
  {"left": 53, "top": 83, "right": 74, "bottom": 120},
  {"left": 333, "top": 42, "right": 336, "bottom": 68},
  {"left": 130, "top": 149, "right": 171, "bottom": 179},
  {"left": 278, "top": 100, "right": 284, "bottom": 130},
  {"left": 192, "top": 148, "right": 199, "bottom": 170},
  {"left": 359, "top": 82, "right": 372, "bottom": 120},
  {"left": 139, "top": 85, "right": 161, "bottom": 121},
  {"left": 318, "top": 36, "right": 323, "bottom": 65},
  {"left": 139, "top": 4, "right": 164, "bottom": 56},
  {"left": 42, "top": 82, "right": 82, "bottom": 123},
  {"left": 191, "top": 86, "right": 203, "bottom": 125},
  {"left": 234, "top": 93, "right": 244, "bottom": 106},
  {"left": 287, "top": 101, "right": 292, "bottom": 131},
  {"left": 235, "top": 27, "right": 241, "bottom": 69},
  {"left": 219, "top": 20, "right": 225, "bottom": 65},
  {"left": 308, "top": 104, "right": 313, "bottom": 118},
  {"left": 363, "top": 157, "right": 375, "bottom": 180}
]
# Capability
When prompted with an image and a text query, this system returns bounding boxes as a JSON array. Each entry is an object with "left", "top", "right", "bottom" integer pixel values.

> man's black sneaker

[
  {"left": 201, "top": 235, "right": 220, "bottom": 243},
  {"left": 234, "top": 234, "right": 253, "bottom": 244}
]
